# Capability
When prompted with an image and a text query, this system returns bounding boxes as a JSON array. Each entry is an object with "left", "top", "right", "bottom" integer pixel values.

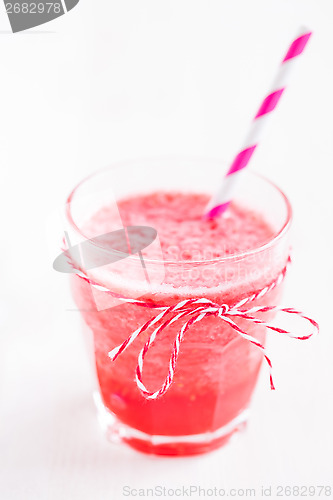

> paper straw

[{"left": 204, "top": 27, "right": 312, "bottom": 219}]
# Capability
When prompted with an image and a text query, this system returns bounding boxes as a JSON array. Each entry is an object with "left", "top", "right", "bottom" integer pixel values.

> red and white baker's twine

[
  {"left": 69, "top": 255, "right": 318, "bottom": 400},
  {"left": 204, "top": 28, "right": 312, "bottom": 219}
]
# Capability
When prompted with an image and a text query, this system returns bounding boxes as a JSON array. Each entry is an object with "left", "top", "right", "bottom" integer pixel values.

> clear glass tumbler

[{"left": 65, "top": 158, "right": 291, "bottom": 456}]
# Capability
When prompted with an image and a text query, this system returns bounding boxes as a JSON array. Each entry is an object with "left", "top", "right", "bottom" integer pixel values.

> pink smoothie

[{"left": 71, "top": 191, "right": 284, "bottom": 455}]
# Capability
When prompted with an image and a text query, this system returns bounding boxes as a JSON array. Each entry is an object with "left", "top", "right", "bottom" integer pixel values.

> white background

[{"left": 0, "top": 1, "right": 332, "bottom": 499}]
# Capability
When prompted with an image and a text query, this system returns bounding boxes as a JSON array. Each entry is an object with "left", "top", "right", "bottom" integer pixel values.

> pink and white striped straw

[{"left": 204, "top": 27, "right": 312, "bottom": 219}]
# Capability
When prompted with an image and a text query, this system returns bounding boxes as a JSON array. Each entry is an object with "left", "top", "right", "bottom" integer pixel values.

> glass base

[{"left": 93, "top": 392, "right": 249, "bottom": 456}]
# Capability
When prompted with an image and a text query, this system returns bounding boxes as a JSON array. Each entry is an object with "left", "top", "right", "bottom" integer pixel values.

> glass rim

[{"left": 65, "top": 157, "right": 293, "bottom": 266}]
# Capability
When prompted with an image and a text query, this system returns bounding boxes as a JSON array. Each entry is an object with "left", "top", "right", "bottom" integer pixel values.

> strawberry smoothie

[{"left": 70, "top": 189, "right": 288, "bottom": 455}]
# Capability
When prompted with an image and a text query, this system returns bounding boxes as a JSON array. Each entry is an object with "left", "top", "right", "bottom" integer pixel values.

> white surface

[{"left": 0, "top": 1, "right": 332, "bottom": 499}]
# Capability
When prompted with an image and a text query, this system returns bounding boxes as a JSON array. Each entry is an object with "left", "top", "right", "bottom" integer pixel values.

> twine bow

[
  {"left": 65, "top": 252, "right": 318, "bottom": 400},
  {"left": 108, "top": 296, "right": 318, "bottom": 400}
]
